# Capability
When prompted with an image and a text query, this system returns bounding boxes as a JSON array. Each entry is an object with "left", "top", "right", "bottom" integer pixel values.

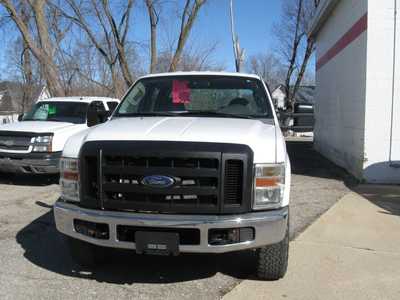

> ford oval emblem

[{"left": 141, "top": 175, "right": 175, "bottom": 188}]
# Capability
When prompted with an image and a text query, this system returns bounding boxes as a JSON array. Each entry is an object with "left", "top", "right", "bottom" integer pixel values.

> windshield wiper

[
  {"left": 21, "top": 118, "right": 45, "bottom": 121},
  {"left": 47, "top": 117, "right": 69, "bottom": 122},
  {"left": 176, "top": 111, "right": 254, "bottom": 119},
  {"left": 115, "top": 111, "right": 263, "bottom": 119},
  {"left": 115, "top": 112, "right": 179, "bottom": 117}
]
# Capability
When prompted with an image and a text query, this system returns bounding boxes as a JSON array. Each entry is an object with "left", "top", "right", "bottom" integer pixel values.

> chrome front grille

[{"left": 0, "top": 135, "right": 31, "bottom": 151}]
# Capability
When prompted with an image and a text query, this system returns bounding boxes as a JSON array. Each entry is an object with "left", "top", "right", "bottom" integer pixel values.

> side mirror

[
  {"left": 98, "top": 110, "right": 111, "bottom": 122},
  {"left": 18, "top": 114, "right": 24, "bottom": 121},
  {"left": 87, "top": 107, "right": 100, "bottom": 127}
]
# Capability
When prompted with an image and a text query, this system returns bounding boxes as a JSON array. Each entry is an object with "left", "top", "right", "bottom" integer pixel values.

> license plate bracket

[{"left": 135, "top": 231, "right": 179, "bottom": 256}]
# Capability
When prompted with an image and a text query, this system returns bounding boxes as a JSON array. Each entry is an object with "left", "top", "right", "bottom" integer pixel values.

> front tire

[
  {"left": 256, "top": 226, "right": 289, "bottom": 280},
  {"left": 66, "top": 237, "right": 108, "bottom": 267}
]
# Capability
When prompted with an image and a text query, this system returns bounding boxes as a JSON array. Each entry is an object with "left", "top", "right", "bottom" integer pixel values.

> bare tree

[
  {"left": 20, "top": 2, "right": 34, "bottom": 111},
  {"left": 53, "top": 0, "right": 135, "bottom": 91},
  {"left": 247, "top": 53, "right": 286, "bottom": 88},
  {"left": 145, "top": 0, "right": 159, "bottom": 73},
  {"left": 153, "top": 40, "right": 222, "bottom": 73},
  {"left": 290, "top": 0, "right": 320, "bottom": 104},
  {"left": 101, "top": 0, "right": 134, "bottom": 86},
  {"left": 0, "top": 0, "right": 65, "bottom": 96},
  {"left": 275, "top": 0, "right": 320, "bottom": 110},
  {"left": 169, "top": 0, "right": 207, "bottom": 72}
]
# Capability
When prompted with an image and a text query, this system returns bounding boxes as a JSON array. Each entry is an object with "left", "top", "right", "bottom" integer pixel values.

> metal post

[{"left": 230, "top": 0, "right": 244, "bottom": 72}]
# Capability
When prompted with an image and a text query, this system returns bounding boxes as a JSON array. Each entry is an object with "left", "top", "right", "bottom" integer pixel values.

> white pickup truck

[
  {"left": 54, "top": 72, "right": 291, "bottom": 280},
  {"left": 0, "top": 97, "right": 119, "bottom": 174}
]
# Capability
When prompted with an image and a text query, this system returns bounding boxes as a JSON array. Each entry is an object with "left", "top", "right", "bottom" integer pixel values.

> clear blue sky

[
  {"left": 130, "top": 0, "right": 283, "bottom": 72},
  {"left": 197, "top": 0, "right": 283, "bottom": 71},
  {"left": 0, "top": 0, "right": 284, "bottom": 77}
]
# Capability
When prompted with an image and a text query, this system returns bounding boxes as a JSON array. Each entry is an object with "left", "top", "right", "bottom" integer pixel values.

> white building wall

[
  {"left": 314, "top": 0, "right": 368, "bottom": 178},
  {"left": 363, "top": 0, "right": 400, "bottom": 183}
]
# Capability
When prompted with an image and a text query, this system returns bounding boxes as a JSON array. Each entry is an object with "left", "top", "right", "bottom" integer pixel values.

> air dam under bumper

[
  {"left": 0, "top": 152, "right": 61, "bottom": 174},
  {"left": 54, "top": 201, "right": 288, "bottom": 253}
]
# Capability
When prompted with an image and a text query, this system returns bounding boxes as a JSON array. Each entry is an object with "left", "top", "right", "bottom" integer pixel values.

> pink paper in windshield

[{"left": 172, "top": 80, "right": 191, "bottom": 104}]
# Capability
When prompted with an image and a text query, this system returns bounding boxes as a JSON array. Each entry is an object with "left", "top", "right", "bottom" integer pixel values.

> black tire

[
  {"left": 66, "top": 237, "right": 108, "bottom": 267},
  {"left": 256, "top": 226, "right": 289, "bottom": 280}
]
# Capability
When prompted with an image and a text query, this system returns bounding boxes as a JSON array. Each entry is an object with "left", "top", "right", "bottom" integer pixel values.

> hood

[
  {"left": 64, "top": 117, "right": 284, "bottom": 164},
  {"left": 0, "top": 121, "right": 75, "bottom": 134}
]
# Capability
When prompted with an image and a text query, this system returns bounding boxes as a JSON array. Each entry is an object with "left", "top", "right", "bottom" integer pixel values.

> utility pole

[{"left": 229, "top": 0, "right": 244, "bottom": 72}]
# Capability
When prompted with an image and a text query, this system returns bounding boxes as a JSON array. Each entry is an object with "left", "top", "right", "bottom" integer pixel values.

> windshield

[
  {"left": 115, "top": 76, "right": 273, "bottom": 119},
  {"left": 22, "top": 101, "right": 89, "bottom": 124}
]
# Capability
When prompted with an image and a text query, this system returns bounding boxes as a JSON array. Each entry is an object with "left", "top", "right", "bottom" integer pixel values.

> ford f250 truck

[
  {"left": 0, "top": 97, "right": 119, "bottom": 174},
  {"left": 54, "top": 72, "right": 291, "bottom": 280}
]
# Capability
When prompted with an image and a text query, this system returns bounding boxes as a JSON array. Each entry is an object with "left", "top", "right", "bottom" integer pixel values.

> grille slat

[
  {"left": 102, "top": 165, "right": 218, "bottom": 177},
  {"left": 102, "top": 182, "right": 218, "bottom": 196}
]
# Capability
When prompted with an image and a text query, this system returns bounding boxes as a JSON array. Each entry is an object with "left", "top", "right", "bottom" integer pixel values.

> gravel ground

[{"left": 0, "top": 140, "right": 350, "bottom": 300}]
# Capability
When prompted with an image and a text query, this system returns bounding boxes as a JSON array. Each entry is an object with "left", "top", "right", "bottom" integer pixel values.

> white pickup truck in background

[{"left": 0, "top": 97, "right": 119, "bottom": 174}]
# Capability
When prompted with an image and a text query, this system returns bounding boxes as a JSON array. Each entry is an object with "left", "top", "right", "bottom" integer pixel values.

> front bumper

[
  {"left": 54, "top": 201, "right": 288, "bottom": 253},
  {"left": 0, "top": 152, "right": 61, "bottom": 174}
]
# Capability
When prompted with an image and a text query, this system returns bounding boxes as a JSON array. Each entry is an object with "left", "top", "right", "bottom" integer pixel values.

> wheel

[
  {"left": 66, "top": 237, "right": 108, "bottom": 267},
  {"left": 256, "top": 225, "right": 289, "bottom": 280}
]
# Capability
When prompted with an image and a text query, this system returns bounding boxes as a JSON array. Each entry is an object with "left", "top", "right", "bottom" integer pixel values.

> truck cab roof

[
  {"left": 38, "top": 97, "right": 119, "bottom": 104},
  {"left": 138, "top": 71, "right": 262, "bottom": 81}
]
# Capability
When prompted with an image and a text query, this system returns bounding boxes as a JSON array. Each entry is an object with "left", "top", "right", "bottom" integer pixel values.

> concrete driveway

[
  {"left": 224, "top": 186, "right": 400, "bottom": 300},
  {"left": 0, "top": 140, "right": 350, "bottom": 299}
]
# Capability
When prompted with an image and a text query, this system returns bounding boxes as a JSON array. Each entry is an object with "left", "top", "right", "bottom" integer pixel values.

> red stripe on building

[{"left": 316, "top": 13, "right": 368, "bottom": 70}]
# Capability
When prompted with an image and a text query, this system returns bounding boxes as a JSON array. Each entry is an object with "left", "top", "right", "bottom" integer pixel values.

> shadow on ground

[
  {"left": 286, "top": 140, "right": 353, "bottom": 182},
  {"left": 353, "top": 185, "right": 400, "bottom": 217},
  {"left": 0, "top": 172, "right": 59, "bottom": 186},
  {"left": 16, "top": 210, "right": 258, "bottom": 284}
]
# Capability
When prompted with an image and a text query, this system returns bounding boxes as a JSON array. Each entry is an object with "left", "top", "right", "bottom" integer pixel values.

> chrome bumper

[
  {"left": 0, "top": 153, "right": 60, "bottom": 174},
  {"left": 54, "top": 201, "right": 288, "bottom": 253}
]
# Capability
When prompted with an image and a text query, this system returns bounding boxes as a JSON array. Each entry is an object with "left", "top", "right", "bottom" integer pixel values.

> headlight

[
  {"left": 34, "top": 136, "right": 52, "bottom": 144},
  {"left": 60, "top": 157, "right": 80, "bottom": 202},
  {"left": 253, "top": 164, "right": 285, "bottom": 210},
  {"left": 32, "top": 135, "right": 53, "bottom": 152}
]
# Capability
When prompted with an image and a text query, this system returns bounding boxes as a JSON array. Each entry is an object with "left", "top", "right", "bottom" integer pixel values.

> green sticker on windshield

[{"left": 48, "top": 105, "right": 57, "bottom": 115}]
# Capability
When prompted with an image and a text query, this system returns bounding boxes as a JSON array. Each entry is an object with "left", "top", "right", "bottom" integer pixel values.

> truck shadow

[
  {"left": 16, "top": 209, "right": 258, "bottom": 284},
  {"left": 0, "top": 172, "right": 59, "bottom": 186},
  {"left": 286, "top": 140, "right": 352, "bottom": 181}
]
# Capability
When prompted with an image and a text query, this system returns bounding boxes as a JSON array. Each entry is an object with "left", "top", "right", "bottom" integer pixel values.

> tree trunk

[
  {"left": 1, "top": 0, "right": 64, "bottom": 96},
  {"left": 102, "top": 0, "right": 134, "bottom": 87},
  {"left": 291, "top": 39, "right": 314, "bottom": 106},
  {"left": 29, "top": 0, "right": 65, "bottom": 96},
  {"left": 145, "top": 0, "right": 158, "bottom": 73},
  {"left": 284, "top": 0, "right": 303, "bottom": 112},
  {"left": 20, "top": 3, "right": 33, "bottom": 112},
  {"left": 169, "top": 0, "right": 206, "bottom": 72}
]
